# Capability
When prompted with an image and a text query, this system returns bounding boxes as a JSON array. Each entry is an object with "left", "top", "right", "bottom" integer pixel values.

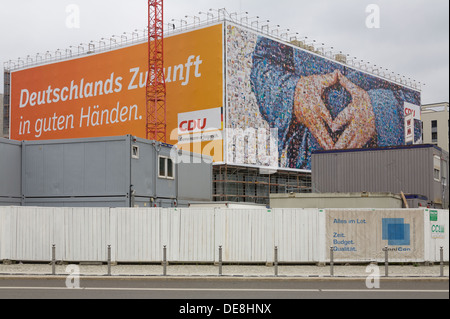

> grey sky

[{"left": 0, "top": 0, "right": 448, "bottom": 104}]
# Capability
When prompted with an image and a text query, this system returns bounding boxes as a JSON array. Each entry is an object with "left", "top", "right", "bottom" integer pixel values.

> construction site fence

[{"left": 0, "top": 207, "right": 448, "bottom": 264}]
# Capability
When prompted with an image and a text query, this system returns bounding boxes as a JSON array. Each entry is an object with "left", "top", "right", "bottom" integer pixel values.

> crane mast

[{"left": 146, "top": 0, "right": 167, "bottom": 142}]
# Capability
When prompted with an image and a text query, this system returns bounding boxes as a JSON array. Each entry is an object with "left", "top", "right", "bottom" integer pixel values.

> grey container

[
  {"left": 0, "top": 138, "right": 21, "bottom": 205},
  {"left": 270, "top": 192, "right": 403, "bottom": 209},
  {"left": 2, "top": 135, "right": 212, "bottom": 207},
  {"left": 24, "top": 196, "right": 130, "bottom": 208},
  {"left": 22, "top": 136, "right": 131, "bottom": 199},
  {"left": 312, "top": 144, "right": 449, "bottom": 209}
]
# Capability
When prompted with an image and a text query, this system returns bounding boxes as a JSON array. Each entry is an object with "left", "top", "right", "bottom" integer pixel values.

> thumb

[
  {"left": 339, "top": 74, "right": 360, "bottom": 95},
  {"left": 331, "top": 106, "right": 353, "bottom": 131},
  {"left": 317, "top": 70, "right": 339, "bottom": 88},
  {"left": 318, "top": 103, "right": 334, "bottom": 128}
]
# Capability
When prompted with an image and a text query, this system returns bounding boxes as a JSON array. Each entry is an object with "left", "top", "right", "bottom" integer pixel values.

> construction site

[
  {"left": 0, "top": 2, "right": 449, "bottom": 283},
  {"left": 1, "top": 4, "right": 443, "bottom": 209}
]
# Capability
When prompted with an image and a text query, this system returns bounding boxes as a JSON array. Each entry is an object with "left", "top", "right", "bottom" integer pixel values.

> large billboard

[
  {"left": 225, "top": 24, "right": 422, "bottom": 170},
  {"left": 10, "top": 24, "right": 224, "bottom": 161},
  {"left": 9, "top": 22, "right": 422, "bottom": 170}
]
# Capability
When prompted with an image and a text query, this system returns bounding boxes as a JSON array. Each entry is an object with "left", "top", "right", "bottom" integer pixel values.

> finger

[
  {"left": 347, "top": 127, "right": 366, "bottom": 149},
  {"left": 316, "top": 71, "right": 339, "bottom": 88},
  {"left": 335, "top": 122, "right": 374, "bottom": 150},
  {"left": 308, "top": 118, "right": 335, "bottom": 150},
  {"left": 318, "top": 103, "right": 334, "bottom": 128},
  {"left": 334, "top": 69, "right": 343, "bottom": 77},
  {"left": 334, "top": 122, "right": 356, "bottom": 149},
  {"left": 349, "top": 122, "right": 376, "bottom": 149},
  {"left": 294, "top": 98, "right": 334, "bottom": 134},
  {"left": 331, "top": 105, "right": 353, "bottom": 131},
  {"left": 338, "top": 74, "right": 360, "bottom": 95}
]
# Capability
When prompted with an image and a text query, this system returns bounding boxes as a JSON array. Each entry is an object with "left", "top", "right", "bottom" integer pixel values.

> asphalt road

[{"left": 0, "top": 277, "right": 448, "bottom": 301}]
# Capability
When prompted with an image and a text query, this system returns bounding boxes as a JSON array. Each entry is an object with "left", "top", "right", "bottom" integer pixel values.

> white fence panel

[
  {"left": 112, "top": 208, "right": 162, "bottom": 263},
  {"left": 217, "top": 209, "right": 272, "bottom": 263},
  {"left": 0, "top": 207, "right": 15, "bottom": 260},
  {"left": 63, "top": 208, "right": 110, "bottom": 262},
  {"left": 177, "top": 208, "right": 215, "bottom": 263},
  {"left": 424, "top": 209, "right": 449, "bottom": 262},
  {"left": 13, "top": 207, "right": 55, "bottom": 261},
  {"left": 273, "top": 209, "right": 325, "bottom": 263},
  {"left": 163, "top": 208, "right": 178, "bottom": 262},
  {"left": 0, "top": 206, "right": 65, "bottom": 262}
]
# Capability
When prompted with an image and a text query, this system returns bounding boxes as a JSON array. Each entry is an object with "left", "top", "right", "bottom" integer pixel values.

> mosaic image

[{"left": 226, "top": 25, "right": 421, "bottom": 170}]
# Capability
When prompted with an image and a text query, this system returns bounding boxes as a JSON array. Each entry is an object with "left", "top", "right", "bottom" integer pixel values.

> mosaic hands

[{"left": 294, "top": 69, "right": 376, "bottom": 150}]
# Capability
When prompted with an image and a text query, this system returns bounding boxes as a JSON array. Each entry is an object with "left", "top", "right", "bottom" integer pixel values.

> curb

[{"left": 1, "top": 274, "right": 448, "bottom": 282}]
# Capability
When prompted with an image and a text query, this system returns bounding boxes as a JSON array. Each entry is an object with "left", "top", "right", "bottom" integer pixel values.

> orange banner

[{"left": 10, "top": 24, "right": 224, "bottom": 160}]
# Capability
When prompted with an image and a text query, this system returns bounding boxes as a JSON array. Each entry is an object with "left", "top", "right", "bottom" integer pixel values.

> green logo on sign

[{"left": 430, "top": 211, "right": 438, "bottom": 222}]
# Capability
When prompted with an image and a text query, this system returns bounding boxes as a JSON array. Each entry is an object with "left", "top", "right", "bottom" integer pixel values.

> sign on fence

[{"left": 326, "top": 209, "right": 425, "bottom": 262}]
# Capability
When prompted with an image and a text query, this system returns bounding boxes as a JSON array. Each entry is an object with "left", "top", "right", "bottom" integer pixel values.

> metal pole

[
  {"left": 440, "top": 247, "right": 444, "bottom": 278},
  {"left": 219, "top": 246, "right": 223, "bottom": 276},
  {"left": 52, "top": 244, "right": 56, "bottom": 275},
  {"left": 384, "top": 246, "right": 389, "bottom": 277},
  {"left": 163, "top": 245, "right": 167, "bottom": 276},
  {"left": 330, "top": 246, "right": 334, "bottom": 277},
  {"left": 107, "top": 245, "right": 111, "bottom": 276},
  {"left": 274, "top": 246, "right": 279, "bottom": 277}
]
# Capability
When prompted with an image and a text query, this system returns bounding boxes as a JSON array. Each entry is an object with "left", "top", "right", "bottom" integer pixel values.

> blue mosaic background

[{"left": 249, "top": 36, "right": 422, "bottom": 170}]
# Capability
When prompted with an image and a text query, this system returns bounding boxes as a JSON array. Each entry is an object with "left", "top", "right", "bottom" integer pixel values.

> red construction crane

[{"left": 146, "top": 0, "right": 167, "bottom": 142}]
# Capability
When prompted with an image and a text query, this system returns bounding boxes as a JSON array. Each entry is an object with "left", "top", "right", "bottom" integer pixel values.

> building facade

[
  {"left": 3, "top": 18, "right": 423, "bottom": 205},
  {"left": 312, "top": 144, "right": 449, "bottom": 209},
  {"left": 422, "top": 102, "right": 449, "bottom": 153},
  {"left": 0, "top": 93, "right": 3, "bottom": 138}
]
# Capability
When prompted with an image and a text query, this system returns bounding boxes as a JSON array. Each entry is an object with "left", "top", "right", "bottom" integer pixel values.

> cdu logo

[{"left": 382, "top": 218, "right": 411, "bottom": 246}]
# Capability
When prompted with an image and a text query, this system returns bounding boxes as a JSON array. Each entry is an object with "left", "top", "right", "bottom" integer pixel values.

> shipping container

[
  {"left": 312, "top": 145, "right": 449, "bottom": 209},
  {"left": 0, "top": 138, "right": 21, "bottom": 205},
  {"left": 270, "top": 192, "right": 403, "bottom": 209},
  {"left": 0, "top": 135, "right": 212, "bottom": 207}
]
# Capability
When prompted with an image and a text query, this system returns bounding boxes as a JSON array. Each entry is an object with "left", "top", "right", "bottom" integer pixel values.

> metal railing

[
  {"left": 44, "top": 244, "right": 448, "bottom": 277},
  {"left": 3, "top": 8, "right": 422, "bottom": 90}
]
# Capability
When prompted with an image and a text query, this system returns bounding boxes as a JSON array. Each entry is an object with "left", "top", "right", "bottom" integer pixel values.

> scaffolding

[
  {"left": 2, "top": 71, "right": 10, "bottom": 138},
  {"left": 213, "top": 164, "right": 312, "bottom": 206},
  {"left": 2, "top": 8, "right": 422, "bottom": 91}
]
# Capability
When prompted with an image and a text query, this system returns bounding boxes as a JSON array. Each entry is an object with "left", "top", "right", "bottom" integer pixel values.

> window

[
  {"left": 432, "top": 132, "right": 438, "bottom": 144},
  {"left": 132, "top": 145, "right": 139, "bottom": 159},
  {"left": 431, "top": 120, "right": 438, "bottom": 143},
  {"left": 167, "top": 158, "right": 174, "bottom": 178},
  {"left": 442, "top": 161, "right": 448, "bottom": 186},
  {"left": 434, "top": 156, "right": 441, "bottom": 182},
  {"left": 159, "top": 156, "right": 166, "bottom": 178},
  {"left": 158, "top": 156, "right": 175, "bottom": 179}
]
